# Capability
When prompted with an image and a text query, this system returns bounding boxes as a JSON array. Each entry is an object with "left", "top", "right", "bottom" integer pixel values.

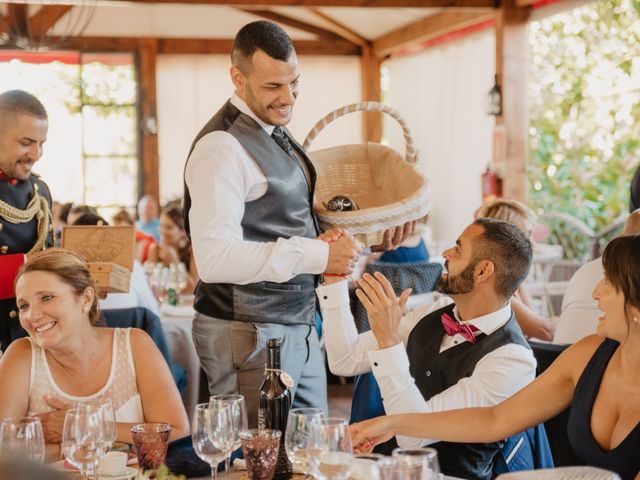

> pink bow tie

[{"left": 441, "top": 313, "right": 479, "bottom": 344}]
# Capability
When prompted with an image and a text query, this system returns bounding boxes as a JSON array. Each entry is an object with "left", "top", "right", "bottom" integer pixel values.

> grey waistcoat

[{"left": 183, "top": 100, "right": 319, "bottom": 326}]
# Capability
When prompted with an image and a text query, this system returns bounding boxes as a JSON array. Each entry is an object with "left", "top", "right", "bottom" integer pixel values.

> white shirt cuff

[
  {"left": 368, "top": 343, "right": 409, "bottom": 376},
  {"left": 317, "top": 280, "right": 349, "bottom": 309},
  {"left": 297, "top": 237, "right": 329, "bottom": 275}
]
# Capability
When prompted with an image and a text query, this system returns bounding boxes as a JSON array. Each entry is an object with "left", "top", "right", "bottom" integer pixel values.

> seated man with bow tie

[{"left": 317, "top": 218, "right": 536, "bottom": 480}]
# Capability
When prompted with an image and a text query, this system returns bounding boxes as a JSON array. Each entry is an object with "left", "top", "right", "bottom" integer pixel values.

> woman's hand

[
  {"left": 36, "top": 396, "right": 71, "bottom": 443},
  {"left": 350, "top": 417, "right": 395, "bottom": 453}
]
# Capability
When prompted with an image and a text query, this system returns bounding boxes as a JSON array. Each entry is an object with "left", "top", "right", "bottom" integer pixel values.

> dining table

[{"left": 158, "top": 301, "right": 202, "bottom": 417}]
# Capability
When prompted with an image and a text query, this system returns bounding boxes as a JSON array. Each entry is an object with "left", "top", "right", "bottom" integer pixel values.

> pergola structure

[{"left": 0, "top": 0, "right": 592, "bottom": 204}]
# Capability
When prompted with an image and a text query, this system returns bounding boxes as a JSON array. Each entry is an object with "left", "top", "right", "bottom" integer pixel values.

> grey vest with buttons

[
  {"left": 183, "top": 100, "right": 319, "bottom": 326},
  {"left": 405, "top": 303, "right": 530, "bottom": 480}
]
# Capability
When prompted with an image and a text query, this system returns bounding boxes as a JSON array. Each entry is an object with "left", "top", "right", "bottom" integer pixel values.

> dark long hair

[{"left": 601, "top": 234, "right": 640, "bottom": 324}]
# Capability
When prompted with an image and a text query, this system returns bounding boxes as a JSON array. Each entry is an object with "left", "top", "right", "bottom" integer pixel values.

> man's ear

[
  {"left": 230, "top": 66, "right": 245, "bottom": 91},
  {"left": 474, "top": 260, "right": 495, "bottom": 284}
]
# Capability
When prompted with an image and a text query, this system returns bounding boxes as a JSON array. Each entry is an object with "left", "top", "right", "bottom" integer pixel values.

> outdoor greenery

[{"left": 528, "top": 0, "right": 640, "bottom": 236}]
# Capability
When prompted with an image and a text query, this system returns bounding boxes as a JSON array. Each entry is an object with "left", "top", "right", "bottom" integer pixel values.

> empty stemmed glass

[
  {"left": 209, "top": 394, "right": 248, "bottom": 477},
  {"left": 192, "top": 403, "right": 235, "bottom": 480},
  {"left": 310, "top": 418, "right": 353, "bottom": 480},
  {"left": 0, "top": 417, "right": 45, "bottom": 464},
  {"left": 62, "top": 408, "right": 109, "bottom": 480},
  {"left": 392, "top": 447, "right": 441, "bottom": 480},
  {"left": 284, "top": 407, "right": 326, "bottom": 478},
  {"left": 85, "top": 399, "right": 117, "bottom": 452}
]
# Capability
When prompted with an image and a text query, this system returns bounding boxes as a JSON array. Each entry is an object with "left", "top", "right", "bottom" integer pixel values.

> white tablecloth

[{"left": 159, "top": 303, "right": 201, "bottom": 418}]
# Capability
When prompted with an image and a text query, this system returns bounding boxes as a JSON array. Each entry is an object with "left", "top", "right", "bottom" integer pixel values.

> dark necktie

[
  {"left": 441, "top": 312, "right": 479, "bottom": 344},
  {"left": 272, "top": 126, "right": 311, "bottom": 190},
  {"left": 272, "top": 126, "right": 296, "bottom": 160}
]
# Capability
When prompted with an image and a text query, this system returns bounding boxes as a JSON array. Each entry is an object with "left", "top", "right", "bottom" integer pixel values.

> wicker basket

[{"left": 303, "top": 102, "right": 430, "bottom": 247}]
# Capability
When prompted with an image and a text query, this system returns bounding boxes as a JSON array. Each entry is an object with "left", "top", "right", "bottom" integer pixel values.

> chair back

[{"left": 354, "top": 260, "right": 442, "bottom": 332}]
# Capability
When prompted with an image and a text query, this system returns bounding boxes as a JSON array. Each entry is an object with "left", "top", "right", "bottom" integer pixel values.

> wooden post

[
  {"left": 495, "top": 1, "right": 530, "bottom": 201},
  {"left": 137, "top": 38, "right": 160, "bottom": 205},
  {"left": 360, "top": 44, "right": 382, "bottom": 143}
]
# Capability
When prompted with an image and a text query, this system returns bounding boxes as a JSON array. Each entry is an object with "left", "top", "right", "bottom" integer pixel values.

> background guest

[
  {"left": 65, "top": 204, "right": 97, "bottom": 227},
  {"left": 136, "top": 194, "right": 161, "bottom": 241},
  {"left": 112, "top": 208, "right": 156, "bottom": 264},
  {"left": 147, "top": 205, "right": 197, "bottom": 293}
]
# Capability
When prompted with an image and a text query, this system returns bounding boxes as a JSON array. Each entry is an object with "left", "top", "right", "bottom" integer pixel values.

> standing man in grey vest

[
  {"left": 183, "top": 21, "right": 366, "bottom": 422},
  {"left": 320, "top": 219, "right": 537, "bottom": 479}
]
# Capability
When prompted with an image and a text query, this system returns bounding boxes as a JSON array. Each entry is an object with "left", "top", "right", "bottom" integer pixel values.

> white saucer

[{"left": 49, "top": 460, "right": 137, "bottom": 479}]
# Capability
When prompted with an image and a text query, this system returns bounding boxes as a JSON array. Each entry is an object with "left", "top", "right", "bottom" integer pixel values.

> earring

[{"left": 633, "top": 317, "right": 639, "bottom": 324}]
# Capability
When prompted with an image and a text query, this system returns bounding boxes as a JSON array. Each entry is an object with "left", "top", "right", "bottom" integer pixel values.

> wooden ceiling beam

[
  {"left": 372, "top": 10, "right": 494, "bottom": 57},
  {"left": 29, "top": 5, "right": 73, "bottom": 36},
  {"left": 237, "top": 7, "right": 345, "bottom": 42},
  {"left": 60, "top": 36, "right": 360, "bottom": 55},
  {"left": 115, "top": 0, "right": 496, "bottom": 7},
  {"left": 308, "top": 8, "right": 368, "bottom": 47}
]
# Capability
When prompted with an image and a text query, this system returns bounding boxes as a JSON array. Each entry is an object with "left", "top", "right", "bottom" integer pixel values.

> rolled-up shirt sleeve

[{"left": 185, "top": 132, "right": 329, "bottom": 285}]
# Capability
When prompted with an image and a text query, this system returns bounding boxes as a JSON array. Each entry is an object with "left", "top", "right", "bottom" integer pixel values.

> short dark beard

[{"left": 436, "top": 259, "right": 477, "bottom": 295}]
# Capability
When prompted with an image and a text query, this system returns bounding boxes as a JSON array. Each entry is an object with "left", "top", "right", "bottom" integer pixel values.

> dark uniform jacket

[{"left": 0, "top": 173, "right": 53, "bottom": 351}]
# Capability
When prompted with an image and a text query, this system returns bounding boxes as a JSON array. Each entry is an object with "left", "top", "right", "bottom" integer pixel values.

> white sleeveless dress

[{"left": 27, "top": 328, "right": 144, "bottom": 422}]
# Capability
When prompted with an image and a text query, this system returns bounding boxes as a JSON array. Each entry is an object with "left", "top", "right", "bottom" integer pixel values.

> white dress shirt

[
  {"left": 553, "top": 258, "right": 602, "bottom": 344},
  {"left": 185, "top": 93, "right": 328, "bottom": 285},
  {"left": 317, "top": 280, "right": 537, "bottom": 447}
]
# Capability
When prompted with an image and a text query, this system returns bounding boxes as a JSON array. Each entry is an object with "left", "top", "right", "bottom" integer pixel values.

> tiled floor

[{"left": 327, "top": 383, "right": 353, "bottom": 420}]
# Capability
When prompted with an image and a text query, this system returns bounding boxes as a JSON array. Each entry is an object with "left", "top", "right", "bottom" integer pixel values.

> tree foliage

[{"left": 529, "top": 0, "right": 640, "bottom": 231}]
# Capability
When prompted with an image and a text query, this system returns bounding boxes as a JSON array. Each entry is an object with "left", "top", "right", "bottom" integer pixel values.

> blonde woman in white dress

[{"left": 0, "top": 248, "right": 189, "bottom": 459}]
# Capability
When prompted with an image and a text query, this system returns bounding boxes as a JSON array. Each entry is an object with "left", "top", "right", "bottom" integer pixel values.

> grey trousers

[{"left": 192, "top": 313, "right": 328, "bottom": 427}]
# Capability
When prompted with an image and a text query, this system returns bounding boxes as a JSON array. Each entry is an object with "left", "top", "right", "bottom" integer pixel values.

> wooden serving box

[{"left": 61, "top": 225, "right": 135, "bottom": 293}]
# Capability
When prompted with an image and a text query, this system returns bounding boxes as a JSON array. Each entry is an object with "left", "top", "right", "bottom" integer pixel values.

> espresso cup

[{"left": 99, "top": 451, "right": 128, "bottom": 476}]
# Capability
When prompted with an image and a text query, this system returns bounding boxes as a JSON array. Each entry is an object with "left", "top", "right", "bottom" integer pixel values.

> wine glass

[
  {"left": 209, "top": 394, "right": 248, "bottom": 478},
  {"left": 284, "top": 407, "right": 326, "bottom": 478},
  {"left": 0, "top": 417, "right": 45, "bottom": 464},
  {"left": 353, "top": 453, "right": 383, "bottom": 480},
  {"left": 99, "top": 400, "right": 117, "bottom": 451},
  {"left": 81, "top": 399, "right": 117, "bottom": 452},
  {"left": 62, "top": 408, "right": 108, "bottom": 480},
  {"left": 192, "top": 403, "right": 235, "bottom": 480},
  {"left": 392, "top": 447, "right": 441, "bottom": 480},
  {"left": 310, "top": 418, "right": 353, "bottom": 480}
]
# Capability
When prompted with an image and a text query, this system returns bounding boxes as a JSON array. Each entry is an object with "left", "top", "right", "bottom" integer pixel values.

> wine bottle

[{"left": 258, "top": 339, "right": 293, "bottom": 480}]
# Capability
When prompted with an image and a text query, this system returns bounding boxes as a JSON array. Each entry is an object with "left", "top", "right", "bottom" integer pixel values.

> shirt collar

[
  {"left": 230, "top": 93, "right": 276, "bottom": 136},
  {"left": 452, "top": 302, "right": 512, "bottom": 336},
  {"left": 0, "top": 169, "right": 18, "bottom": 186}
]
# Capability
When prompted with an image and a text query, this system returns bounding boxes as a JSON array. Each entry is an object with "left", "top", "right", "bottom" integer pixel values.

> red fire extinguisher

[{"left": 481, "top": 164, "right": 502, "bottom": 202}]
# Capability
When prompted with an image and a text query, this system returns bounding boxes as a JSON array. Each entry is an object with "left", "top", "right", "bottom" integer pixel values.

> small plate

[{"left": 49, "top": 460, "right": 137, "bottom": 479}]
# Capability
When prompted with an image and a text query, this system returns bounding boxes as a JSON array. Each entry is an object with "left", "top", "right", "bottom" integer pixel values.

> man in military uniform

[{"left": 0, "top": 90, "right": 53, "bottom": 352}]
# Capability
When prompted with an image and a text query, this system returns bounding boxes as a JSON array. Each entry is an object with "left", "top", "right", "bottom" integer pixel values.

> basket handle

[{"left": 302, "top": 102, "right": 417, "bottom": 164}]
